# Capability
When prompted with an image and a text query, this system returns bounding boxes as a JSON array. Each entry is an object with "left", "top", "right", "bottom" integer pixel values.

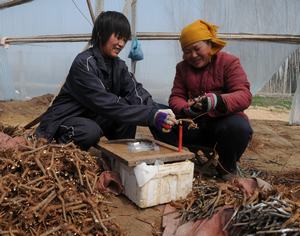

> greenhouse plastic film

[{"left": 0, "top": 0, "right": 300, "bottom": 101}]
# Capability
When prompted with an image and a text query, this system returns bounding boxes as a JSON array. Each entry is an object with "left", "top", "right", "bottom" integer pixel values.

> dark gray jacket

[{"left": 35, "top": 47, "right": 158, "bottom": 141}]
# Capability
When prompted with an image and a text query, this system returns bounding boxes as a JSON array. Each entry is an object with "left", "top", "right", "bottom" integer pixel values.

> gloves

[
  {"left": 186, "top": 93, "right": 227, "bottom": 116},
  {"left": 154, "top": 109, "right": 177, "bottom": 132},
  {"left": 191, "top": 93, "right": 218, "bottom": 113}
]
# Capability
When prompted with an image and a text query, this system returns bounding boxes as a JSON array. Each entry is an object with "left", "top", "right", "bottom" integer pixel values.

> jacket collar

[{"left": 91, "top": 46, "right": 109, "bottom": 73}]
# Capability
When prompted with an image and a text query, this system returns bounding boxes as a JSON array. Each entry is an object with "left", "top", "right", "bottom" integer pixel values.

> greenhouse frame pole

[
  {"left": 0, "top": 0, "right": 32, "bottom": 9},
  {"left": 131, "top": 0, "right": 137, "bottom": 74}
]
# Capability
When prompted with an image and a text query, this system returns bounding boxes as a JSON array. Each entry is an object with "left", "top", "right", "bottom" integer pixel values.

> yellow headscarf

[{"left": 179, "top": 20, "right": 227, "bottom": 55}]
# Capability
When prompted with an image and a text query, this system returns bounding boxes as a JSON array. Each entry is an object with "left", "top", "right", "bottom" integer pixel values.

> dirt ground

[{"left": 0, "top": 94, "right": 299, "bottom": 235}]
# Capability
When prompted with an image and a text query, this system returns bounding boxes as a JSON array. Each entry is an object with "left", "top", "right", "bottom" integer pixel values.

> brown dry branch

[
  {"left": 177, "top": 118, "right": 198, "bottom": 130},
  {"left": 175, "top": 179, "right": 244, "bottom": 223},
  {"left": 173, "top": 177, "right": 300, "bottom": 235},
  {"left": 0, "top": 137, "right": 123, "bottom": 235},
  {"left": 229, "top": 195, "right": 300, "bottom": 235}
]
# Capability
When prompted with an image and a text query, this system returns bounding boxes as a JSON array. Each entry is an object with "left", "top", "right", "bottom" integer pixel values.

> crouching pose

[
  {"left": 35, "top": 11, "right": 177, "bottom": 150},
  {"left": 168, "top": 19, "right": 253, "bottom": 177}
]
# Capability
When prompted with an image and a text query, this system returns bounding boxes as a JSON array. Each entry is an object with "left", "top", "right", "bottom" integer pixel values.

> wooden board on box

[{"left": 97, "top": 138, "right": 194, "bottom": 167}]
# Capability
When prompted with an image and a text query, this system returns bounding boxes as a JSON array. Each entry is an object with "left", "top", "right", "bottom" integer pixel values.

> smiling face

[
  {"left": 100, "top": 33, "right": 127, "bottom": 58},
  {"left": 182, "top": 41, "right": 212, "bottom": 68}
]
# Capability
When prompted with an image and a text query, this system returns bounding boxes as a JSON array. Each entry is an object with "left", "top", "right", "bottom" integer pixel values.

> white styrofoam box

[{"left": 112, "top": 159, "right": 194, "bottom": 208}]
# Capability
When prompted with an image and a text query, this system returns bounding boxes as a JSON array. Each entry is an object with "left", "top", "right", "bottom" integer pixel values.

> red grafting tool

[{"left": 178, "top": 120, "right": 183, "bottom": 152}]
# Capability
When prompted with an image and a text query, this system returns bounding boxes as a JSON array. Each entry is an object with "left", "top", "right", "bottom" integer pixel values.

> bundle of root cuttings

[
  {"left": 228, "top": 195, "right": 300, "bottom": 235},
  {"left": 0, "top": 140, "right": 122, "bottom": 236},
  {"left": 173, "top": 178, "right": 300, "bottom": 235},
  {"left": 174, "top": 179, "right": 244, "bottom": 223}
]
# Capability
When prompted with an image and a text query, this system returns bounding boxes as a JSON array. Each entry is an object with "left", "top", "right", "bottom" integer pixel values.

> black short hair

[{"left": 90, "top": 11, "right": 131, "bottom": 47}]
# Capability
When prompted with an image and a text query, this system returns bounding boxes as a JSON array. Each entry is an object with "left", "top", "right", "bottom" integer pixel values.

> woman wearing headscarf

[{"left": 168, "top": 20, "right": 253, "bottom": 178}]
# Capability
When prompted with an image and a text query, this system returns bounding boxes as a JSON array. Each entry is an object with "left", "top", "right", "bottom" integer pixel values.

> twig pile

[
  {"left": 228, "top": 195, "right": 300, "bottom": 235},
  {"left": 176, "top": 179, "right": 244, "bottom": 223},
  {"left": 174, "top": 178, "right": 300, "bottom": 235},
  {"left": 0, "top": 139, "right": 122, "bottom": 235}
]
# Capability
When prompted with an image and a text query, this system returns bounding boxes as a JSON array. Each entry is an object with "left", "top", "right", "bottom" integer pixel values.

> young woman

[{"left": 35, "top": 11, "right": 176, "bottom": 150}]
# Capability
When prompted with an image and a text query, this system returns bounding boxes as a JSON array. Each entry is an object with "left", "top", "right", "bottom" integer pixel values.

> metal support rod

[
  {"left": 131, "top": 0, "right": 137, "bottom": 74},
  {"left": 2, "top": 33, "right": 300, "bottom": 45},
  {"left": 94, "top": 0, "right": 104, "bottom": 17},
  {"left": 86, "top": 0, "right": 95, "bottom": 24},
  {"left": 0, "top": 0, "right": 32, "bottom": 9}
]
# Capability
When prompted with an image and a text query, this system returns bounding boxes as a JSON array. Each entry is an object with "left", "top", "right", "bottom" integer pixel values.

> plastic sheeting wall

[
  {"left": 261, "top": 49, "right": 299, "bottom": 95},
  {"left": 133, "top": 0, "right": 300, "bottom": 104},
  {"left": 0, "top": 0, "right": 92, "bottom": 99},
  {"left": 0, "top": 1, "right": 299, "bottom": 118}
]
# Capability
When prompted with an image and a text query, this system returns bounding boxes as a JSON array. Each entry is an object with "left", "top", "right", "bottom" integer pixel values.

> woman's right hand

[{"left": 154, "top": 109, "right": 178, "bottom": 132}]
